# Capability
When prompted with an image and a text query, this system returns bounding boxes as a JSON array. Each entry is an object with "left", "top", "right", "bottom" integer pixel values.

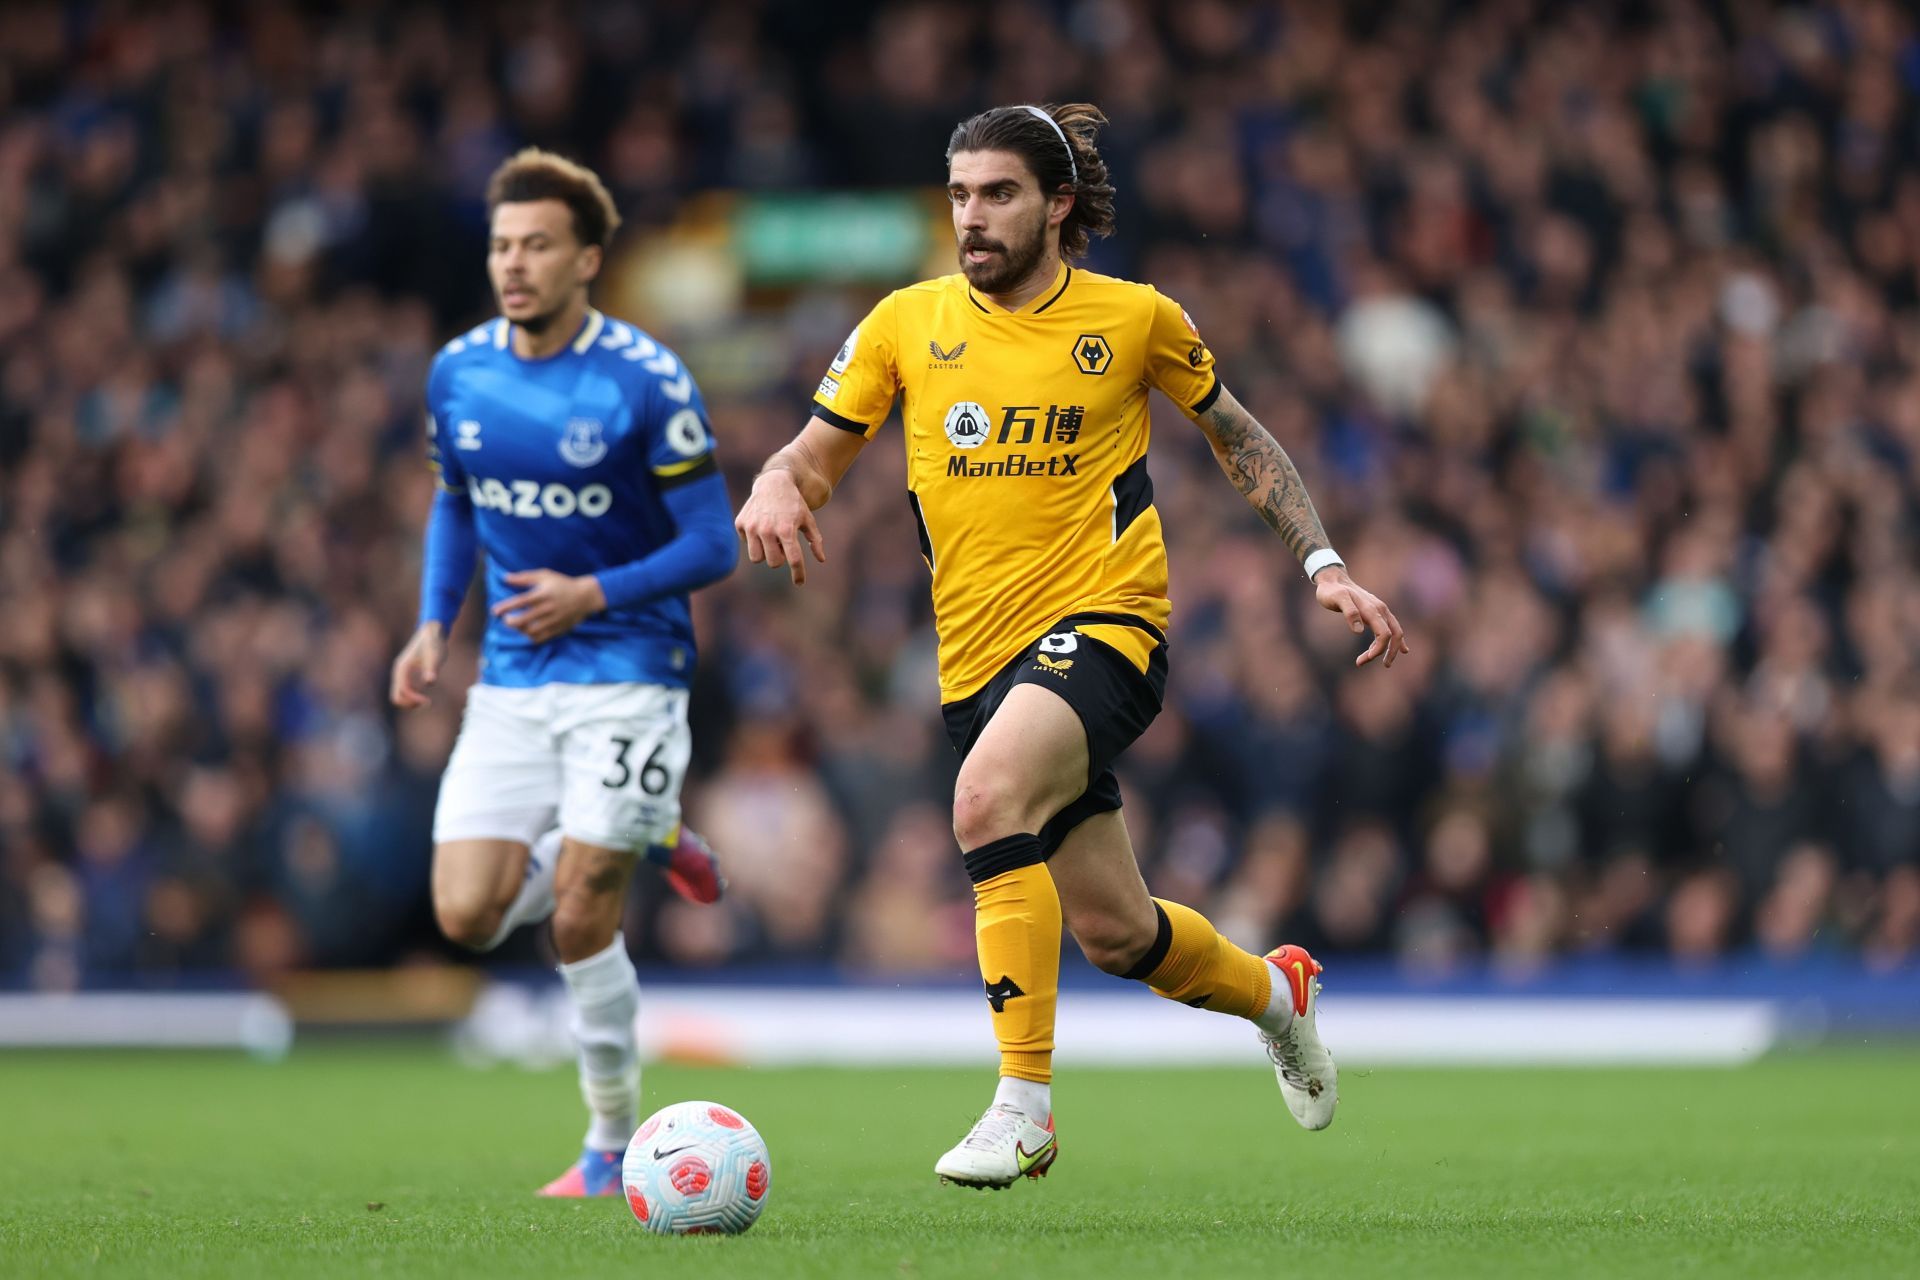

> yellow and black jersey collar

[{"left": 966, "top": 261, "right": 1073, "bottom": 317}]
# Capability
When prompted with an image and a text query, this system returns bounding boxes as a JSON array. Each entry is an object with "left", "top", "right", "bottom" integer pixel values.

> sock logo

[{"left": 983, "top": 975, "right": 1026, "bottom": 1012}]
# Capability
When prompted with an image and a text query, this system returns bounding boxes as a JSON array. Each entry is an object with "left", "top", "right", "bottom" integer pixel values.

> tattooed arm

[
  {"left": 1193, "top": 386, "right": 1410, "bottom": 668},
  {"left": 1196, "top": 386, "right": 1333, "bottom": 562}
]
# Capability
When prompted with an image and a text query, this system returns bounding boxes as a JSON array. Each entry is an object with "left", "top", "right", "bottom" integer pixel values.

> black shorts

[{"left": 940, "top": 612, "right": 1169, "bottom": 857}]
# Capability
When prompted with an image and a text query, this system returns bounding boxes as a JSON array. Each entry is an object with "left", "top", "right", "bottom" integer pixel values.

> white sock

[
  {"left": 481, "top": 829, "right": 562, "bottom": 951},
  {"left": 558, "top": 933, "right": 641, "bottom": 1152},
  {"left": 993, "top": 1075, "right": 1051, "bottom": 1125},
  {"left": 1253, "top": 964, "right": 1297, "bottom": 1039}
]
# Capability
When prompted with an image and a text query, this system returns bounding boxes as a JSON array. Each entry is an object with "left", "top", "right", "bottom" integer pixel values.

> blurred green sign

[{"left": 734, "top": 194, "right": 932, "bottom": 284}]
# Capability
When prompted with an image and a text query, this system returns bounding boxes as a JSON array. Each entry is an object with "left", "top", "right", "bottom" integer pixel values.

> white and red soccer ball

[{"left": 621, "top": 1100, "right": 771, "bottom": 1235}]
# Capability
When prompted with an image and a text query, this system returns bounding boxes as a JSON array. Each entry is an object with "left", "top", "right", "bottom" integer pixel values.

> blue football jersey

[{"left": 424, "top": 310, "right": 718, "bottom": 688}]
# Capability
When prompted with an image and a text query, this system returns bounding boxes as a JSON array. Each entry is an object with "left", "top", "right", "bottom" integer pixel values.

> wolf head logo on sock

[{"left": 983, "top": 975, "right": 1025, "bottom": 1013}]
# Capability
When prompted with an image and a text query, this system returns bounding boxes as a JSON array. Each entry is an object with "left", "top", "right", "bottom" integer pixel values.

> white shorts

[{"left": 432, "top": 682, "right": 692, "bottom": 851}]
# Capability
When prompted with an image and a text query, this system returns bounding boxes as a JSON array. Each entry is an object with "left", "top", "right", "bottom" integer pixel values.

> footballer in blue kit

[
  {"left": 389, "top": 149, "right": 738, "bottom": 1197},
  {"left": 424, "top": 308, "right": 717, "bottom": 687}
]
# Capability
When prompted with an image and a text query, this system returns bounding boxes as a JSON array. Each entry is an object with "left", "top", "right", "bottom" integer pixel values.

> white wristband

[{"left": 1303, "top": 548, "right": 1345, "bottom": 581}]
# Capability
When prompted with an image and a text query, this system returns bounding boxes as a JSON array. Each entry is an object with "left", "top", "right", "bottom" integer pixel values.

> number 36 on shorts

[{"left": 433, "top": 683, "right": 692, "bottom": 851}]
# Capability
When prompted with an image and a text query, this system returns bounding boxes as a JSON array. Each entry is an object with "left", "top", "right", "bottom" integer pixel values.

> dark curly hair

[{"left": 945, "top": 103, "right": 1117, "bottom": 261}]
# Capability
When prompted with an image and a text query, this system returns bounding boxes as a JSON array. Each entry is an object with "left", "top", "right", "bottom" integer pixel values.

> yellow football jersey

[{"left": 811, "top": 262, "right": 1220, "bottom": 702}]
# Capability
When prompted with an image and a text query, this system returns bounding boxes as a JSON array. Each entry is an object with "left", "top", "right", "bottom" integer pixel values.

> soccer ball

[{"left": 621, "top": 1100, "right": 771, "bottom": 1235}]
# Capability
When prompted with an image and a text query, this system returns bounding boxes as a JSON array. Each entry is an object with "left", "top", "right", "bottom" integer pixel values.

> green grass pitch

[{"left": 2, "top": 1044, "right": 1915, "bottom": 1279}]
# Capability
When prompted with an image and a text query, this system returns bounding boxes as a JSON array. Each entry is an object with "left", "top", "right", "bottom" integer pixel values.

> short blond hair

[{"left": 484, "top": 148, "right": 622, "bottom": 248}]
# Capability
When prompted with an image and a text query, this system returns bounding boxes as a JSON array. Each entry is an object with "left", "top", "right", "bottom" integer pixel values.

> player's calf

[
  {"left": 550, "top": 840, "right": 633, "bottom": 962},
  {"left": 1063, "top": 900, "right": 1158, "bottom": 976}
]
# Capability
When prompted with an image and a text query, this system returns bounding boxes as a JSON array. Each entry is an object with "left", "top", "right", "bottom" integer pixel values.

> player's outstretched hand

[
  {"left": 493, "top": 569, "right": 606, "bottom": 643},
  {"left": 390, "top": 623, "right": 447, "bottom": 709},
  {"left": 735, "top": 469, "right": 827, "bottom": 585},
  {"left": 1313, "top": 566, "right": 1411, "bottom": 669}
]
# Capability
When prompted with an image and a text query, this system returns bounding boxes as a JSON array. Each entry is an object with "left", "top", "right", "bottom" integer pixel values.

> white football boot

[
  {"left": 934, "top": 1104, "right": 1058, "bottom": 1189},
  {"left": 1260, "top": 944, "right": 1338, "bottom": 1130}
]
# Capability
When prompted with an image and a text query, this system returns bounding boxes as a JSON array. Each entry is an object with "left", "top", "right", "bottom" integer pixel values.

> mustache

[{"left": 961, "top": 236, "right": 1005, "bottom": 253}]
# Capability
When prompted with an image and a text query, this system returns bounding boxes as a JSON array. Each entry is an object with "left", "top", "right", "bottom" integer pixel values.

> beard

[{"left": 958, "top": 212, "right": 1049, "bottom": 294}]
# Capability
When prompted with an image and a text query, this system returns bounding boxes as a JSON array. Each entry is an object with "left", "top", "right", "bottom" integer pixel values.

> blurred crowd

[{"left": 4, "top": 0, "right": 1919, "bottom": 991}]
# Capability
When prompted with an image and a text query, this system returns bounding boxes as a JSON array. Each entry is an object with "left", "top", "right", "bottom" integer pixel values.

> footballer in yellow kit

[
  {"left": 810, "top": 262, "right": 1215, "bottom": 703},
  {"left": 737, "top": 103, "right": 1409, "bottom": 1191}
]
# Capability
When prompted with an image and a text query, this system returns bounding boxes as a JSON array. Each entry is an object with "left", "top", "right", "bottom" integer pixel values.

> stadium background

[{"left": 2, "top": 0, "right": 1918, "bottom": 1014}]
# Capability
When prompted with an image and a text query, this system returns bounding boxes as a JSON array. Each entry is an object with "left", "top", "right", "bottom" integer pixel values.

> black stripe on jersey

[
  {"left": 811, "top": 400, "right": 875, "bottom": 436},
  {"left": 1063, "top": 610, "right": 1168, "bottom": 647},
  {"left": 967, "top": 290, "right": 991, "bottom": 315},
  {"left": 1112, "top": 454, "right": 1154, "bottom": 541},
  {"left": 1032, "top": 267, "right": 1073, "bottom": 314},
  {"left": 1190, "top": 375, "right": 1222, "bottom": 416},
  {"left": 655, "top": 455, "right": 717, "bottom": 490},
  {"left": 906, "top": 491, "right": 934, "bottom": 569}
]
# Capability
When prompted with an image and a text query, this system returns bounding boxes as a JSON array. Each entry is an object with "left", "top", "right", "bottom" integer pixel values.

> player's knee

[
  {"left": 952, "top": 773, "right": 1041, "bottom": 850},
  {"left": 1070, "top": 907, "right": 1156, "bottom": 975},
  {"left": 435, "top": 897, "right": 505, "bottom": 952}
]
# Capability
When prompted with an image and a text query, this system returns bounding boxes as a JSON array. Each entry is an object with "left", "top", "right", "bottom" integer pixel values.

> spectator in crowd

[{"left": 1, "top": 0, "right": 1917, "bottom": 987}]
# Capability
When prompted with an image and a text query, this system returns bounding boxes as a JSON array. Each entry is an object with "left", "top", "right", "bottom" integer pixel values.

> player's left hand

[
  {"left": 1313, "top": 566, "right": 1410, "bottom": 669},
  {"left": 492, "top": 569, "right": 606, "bottom": 644}
]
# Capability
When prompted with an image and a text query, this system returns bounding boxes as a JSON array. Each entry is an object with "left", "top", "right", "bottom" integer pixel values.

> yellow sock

[
  {"left": 966, "top": 838, "right": 1060, "bottom": 1084},
  {"left": 1126, "top": 899, "right": 1272, "bottom": 1019}
]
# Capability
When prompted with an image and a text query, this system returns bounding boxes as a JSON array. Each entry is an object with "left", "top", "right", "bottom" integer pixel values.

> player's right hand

[
  {"left": 735, "top": 469, "right": 827, "bottom": 585},
  {"left": 390, "top": 622, "right": 447, "bottom": 709}
]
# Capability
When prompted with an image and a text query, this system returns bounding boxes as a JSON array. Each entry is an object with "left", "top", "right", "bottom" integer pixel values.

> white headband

[{"left": 1021, "top": 105, "right": 1077, "bottom": 187}]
